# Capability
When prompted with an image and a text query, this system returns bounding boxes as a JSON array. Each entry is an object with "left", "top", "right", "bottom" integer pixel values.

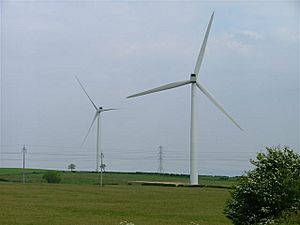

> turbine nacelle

[
  {"left": 190, "top": 74, "right": 197, "bottom": 83},
  {"left": 97, "top": 107, "right": 103, "bottom": 113}
]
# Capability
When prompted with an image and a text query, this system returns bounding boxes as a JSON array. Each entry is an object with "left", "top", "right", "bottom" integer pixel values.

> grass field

[
  {"left": 0, "top": 168, "right": 237, "bottom": 225},
  {"left": 0, "top": 168, "right": 239, "bottom": 187}
]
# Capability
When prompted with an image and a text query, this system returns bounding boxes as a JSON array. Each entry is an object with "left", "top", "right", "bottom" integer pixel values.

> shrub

[
  {"left": 224, "top": 146, "right": 300, "bottom": 225},
  {"left": 275, "top": 210, "right": 300, "bottom": 225},
  {"left": 42, "top": 171, "right": 61, "bottom": 183}
]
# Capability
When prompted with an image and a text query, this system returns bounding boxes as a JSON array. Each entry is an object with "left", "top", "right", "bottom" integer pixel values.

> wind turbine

[
  {"left": 76, "top": 76, "right": 116, "bottom": 186},
  {"left": 127, "top": 12, "right": 243, "bottom": 185}
]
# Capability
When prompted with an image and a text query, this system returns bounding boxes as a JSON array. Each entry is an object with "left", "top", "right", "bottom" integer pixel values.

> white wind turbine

[
  {"left": 76, "top": 76, "right": 116, "bottom": 186},
  {"left": 127, "top": 12, "right": 243, "bottom": 185}
]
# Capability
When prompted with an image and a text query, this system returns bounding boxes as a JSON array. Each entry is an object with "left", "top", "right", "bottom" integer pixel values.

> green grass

[
  {"left": 0, "top": 168, "right": 237, "bottom": 225},
  {"left": 0, "top": 168, "right": 239, "bottom": 187},
  {"left": 0, "top": 183, "right": 232, "bottom": 225}
]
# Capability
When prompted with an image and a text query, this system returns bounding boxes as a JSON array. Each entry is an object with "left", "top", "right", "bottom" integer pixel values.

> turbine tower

[
  {"left": 76, "top": 76, "right": 116, "bottom": 185},
  {"left": 127, "top": 12, "right": 243, "bottom": 185}
]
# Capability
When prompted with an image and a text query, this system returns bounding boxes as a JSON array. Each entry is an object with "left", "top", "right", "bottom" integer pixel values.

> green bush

[
  {"left": 224, "top": 146, "right": 300, "bottom": 225},
  {"left": 275, "top": 210, "right": 300, "bottom": 225},
  {"left": 42, "top": 171, "right": 61, "bottom": 183}
]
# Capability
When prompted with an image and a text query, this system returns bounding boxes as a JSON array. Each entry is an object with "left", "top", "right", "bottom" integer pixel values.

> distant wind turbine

[
  {"left": 127, "top": 12, "right": 243, "bottom": 185},
  {"left": 76, "top": 76, "right": 116, "bottom": 186}
]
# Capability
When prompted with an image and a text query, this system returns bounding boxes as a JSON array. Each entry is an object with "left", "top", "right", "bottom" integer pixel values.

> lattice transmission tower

[{"left": 158, "top": 146, "right": 163, "bottom": 174}]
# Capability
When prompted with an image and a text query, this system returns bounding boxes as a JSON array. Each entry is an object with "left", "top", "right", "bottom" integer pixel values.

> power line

[
  {"left": 0, "top": 144, "right": 261, "bottom": 154},
  {"left": 0, "top": 153, "right": 252, "bottom": 161}
]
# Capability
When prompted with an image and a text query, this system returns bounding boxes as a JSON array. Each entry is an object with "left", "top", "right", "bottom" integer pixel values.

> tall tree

[
  {"left": 224, "top": 146, "right": 300, "bottom": 225},
  {"left": 68, "top": 163, "right": 76, "bottom": 172}
]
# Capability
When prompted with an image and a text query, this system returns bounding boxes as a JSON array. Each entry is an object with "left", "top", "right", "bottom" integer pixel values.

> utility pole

[
  {"left": 22, "top": 145, "right": 27, "bottom": 184},
  {"left": 158, "top": 146, "right": 163, "bottom": 174}
]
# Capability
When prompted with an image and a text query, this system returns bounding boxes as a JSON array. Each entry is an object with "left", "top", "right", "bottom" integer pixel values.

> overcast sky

[{"left": 0, "top": 0, "right": 299, "bottom": 176}]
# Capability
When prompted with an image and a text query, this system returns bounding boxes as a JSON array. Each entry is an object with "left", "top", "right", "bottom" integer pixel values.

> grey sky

[{"left": 1, "top": 1, "right": 299, "bottom": 176}]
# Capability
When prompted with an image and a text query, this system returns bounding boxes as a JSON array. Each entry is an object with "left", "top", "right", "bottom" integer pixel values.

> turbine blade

[
  {"left": 81, "top": 112, "right": 98, "bottom": 147},
  {"left": 75, "top": 76, "right": 98, "bottom": 110},
  {"left": 196, "top": 82, "right": 243, "bottom": 131},
  {"left": 127, "top": 80, "right": 191, "bottom": 98},
  {"left": 194, "top": 12, "right": 214, "bottom": 76},
  {"left": 101, "top": 108, "right": 117, "bottom": 112}
]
